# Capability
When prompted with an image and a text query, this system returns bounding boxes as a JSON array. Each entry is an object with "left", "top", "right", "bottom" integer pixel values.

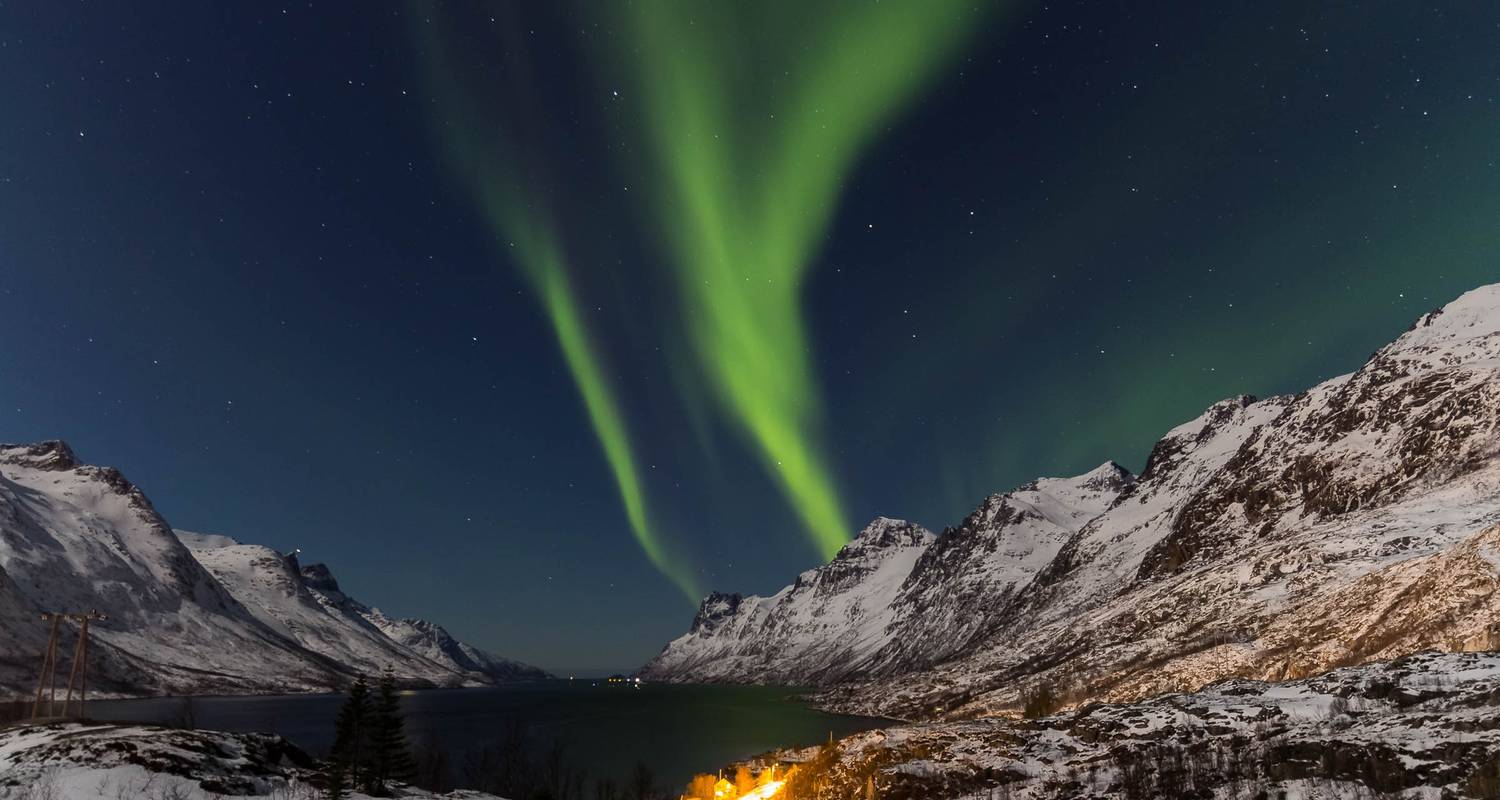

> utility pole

[
  {"left": 31, "top": 610, "right": 105, "bottom": 721},
  {"left": 31, "top": 615, "right": 59, "bottom": 719}
]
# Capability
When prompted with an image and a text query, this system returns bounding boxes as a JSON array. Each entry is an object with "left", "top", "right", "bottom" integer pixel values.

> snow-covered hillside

[
  {"left": 0, "top": 442, "right": 545, "bottom": 697},
  {"left": 646, "top": 282, "right": 1500, "bottom": 724},
  {"left": 759, "top": 651, "right": 1500, "bottom": 799},
  {"left": 643, "top": 465, "right": 1129, "bottom": 686}
]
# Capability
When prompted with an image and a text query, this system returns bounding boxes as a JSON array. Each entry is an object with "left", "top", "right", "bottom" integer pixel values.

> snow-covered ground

[
  {"left": 0, "top": 722, "right": 506, "bottom": 800},
  {"left": 762, "top": 651, "right": 1500, "bottom": 799}
]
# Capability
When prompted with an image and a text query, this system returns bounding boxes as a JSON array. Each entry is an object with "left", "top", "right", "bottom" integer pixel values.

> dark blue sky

[{"left": 2, "top": 2, "right": 1497, "bottom": 673}]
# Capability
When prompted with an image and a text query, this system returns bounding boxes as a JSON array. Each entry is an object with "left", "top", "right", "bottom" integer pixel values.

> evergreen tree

[
  {"left": 368, "top": 667, "right": 415, "bottom": 795},
  {"left": 324, "top": 756, "right": 348, "bottom": 800},
  {"left": 329, "top": 674, "right": 372, "bottom": 795}
]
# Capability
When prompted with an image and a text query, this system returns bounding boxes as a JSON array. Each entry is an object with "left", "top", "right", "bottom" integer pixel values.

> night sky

[{"left": 2, "top": 2, "right": 1498, "bottom": 674}]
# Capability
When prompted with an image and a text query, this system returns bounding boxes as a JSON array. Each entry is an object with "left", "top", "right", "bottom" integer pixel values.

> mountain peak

[
  {"left": 175, "top": 530, "right": 242, "bottom": 550},
  {"left": 1072, "top": 461, "right": 1135, "bottom": 494},
  {"left": 688, "top": 591, "right": 745, "bottom": 635},
  {"left": 299, "top": 563, "right": 342, "bottom": 595},
  {"left": 839, "top": 517, "right": 934, "bottom": 556},
  {"left": 0, "top": 439, "right": 79, "bottom": 471},
  {"left": 1382, "top": 282, "right": 1500, "bottom": 363}
]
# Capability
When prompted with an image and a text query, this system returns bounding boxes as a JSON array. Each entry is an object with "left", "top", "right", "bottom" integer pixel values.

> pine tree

[
  {"left": 324, "top": 756, "right": 348, "bottom": 800},
  {"left": 367, "top": 667, "right": 415, "bottom": 795},
  {"left": 329, "top": 674, "right": 372, "bottom": 795}
]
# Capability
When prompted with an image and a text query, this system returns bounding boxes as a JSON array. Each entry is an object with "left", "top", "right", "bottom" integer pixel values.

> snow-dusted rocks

[
  {"left": 0, "top": 723, "right": 315, "bottom": 797},
  {"left": 0, "top": 443, "right": 545, "bottom": 697},
  {"left": 647, "top": 282, "right": 1500, "bottom": 726},
  {"left": 764, "top": 651, "right": 1500, "bottom": 799},
  {"left": 0, "top": 722, "right": 507, "bottom": 799}
]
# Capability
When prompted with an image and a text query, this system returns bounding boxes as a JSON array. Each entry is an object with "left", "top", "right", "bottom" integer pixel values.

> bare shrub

[
  {"left": 1466, "top": 753, "right": 1500, "bottom": 799},
  {"left": 1020, "top": 684, "right": 1060, "bottom": 719},
  {"left": 20, "top": 767, "right": 62, "bottom": 800}
]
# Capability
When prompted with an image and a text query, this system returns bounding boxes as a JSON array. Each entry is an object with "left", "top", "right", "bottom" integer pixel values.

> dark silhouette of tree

[
  {"left": 367, "top": 668, "right": 416, "bottom": 795},
  {"left": 594, "top": 777, "right": 622, "bottom": 800},
  {"left": 1021, "top": 683, "right": 1059, "bottom": 719},
  {"left": 412, "top": 732, "right": 451, "bottom": 792},
  {"left": 325, "top": 758, "right": 348, "bottom": 800},
  {"left": 327, "top": 674, "right": 372, "bottom": 796},
  {"left": 627, "top": 762, "right": 659, "bottom": 800}
]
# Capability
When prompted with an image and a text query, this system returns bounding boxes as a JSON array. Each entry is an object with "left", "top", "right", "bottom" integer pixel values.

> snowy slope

[
  {"left": 0, "top": 443, "right": 545, "bottom": 697},
  {"left": 647, "top": 282, "right": 1500, "bottom": 725},
  {"left": 642, "top": 517, "right": 936, "bottom": 685},
  {"left": 365, "top": 613, "right": 546, "bottom": 683},
  {"left": 757, "top": 651, "right": 1500, "bottom": 799},
  {"left": 867, "top": 462, "right": 1133, "bottom": 675},
  {"left": 0, "top": 442, "right": 340, "bottom": 696},
  {"left": 643, "top": 464, "right": 1131, "bottom": 684},
  {"left": 177, "top": 534, "right": 546, "bottom": 686}
]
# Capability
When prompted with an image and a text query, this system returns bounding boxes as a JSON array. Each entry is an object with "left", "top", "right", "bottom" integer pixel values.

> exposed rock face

[
  {"left": 0, "top": 443, "right": 546, "bottom": 697},
  {"left": 1142, "top": 289, "right": 1500, "bottom": 579},
  {"left": 761, "top": 651, "right": 1500, "bottom": 800},
  {"left": 646, "top": 283, "right": 1500, "bottom": 725}
]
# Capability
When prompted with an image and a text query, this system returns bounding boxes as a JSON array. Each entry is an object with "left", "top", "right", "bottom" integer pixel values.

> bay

[{"left": 84, "top": 681, "right": 888, "bottom": 792}]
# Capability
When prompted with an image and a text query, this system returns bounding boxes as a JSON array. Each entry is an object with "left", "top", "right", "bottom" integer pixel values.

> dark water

[{"left": 85, "top": 681, "right": 887, "bottom": 789}]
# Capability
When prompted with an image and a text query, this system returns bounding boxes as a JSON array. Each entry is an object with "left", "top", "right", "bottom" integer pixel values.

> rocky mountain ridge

[
  {"left": 643, "top": 461, "right": 1131, "bottom": 686},
  {"left": 644, "top": 282, "right": 1500, "bottom": 724},
  {"left": 0, "top": 440, "right": 546, "bottom": 697}
]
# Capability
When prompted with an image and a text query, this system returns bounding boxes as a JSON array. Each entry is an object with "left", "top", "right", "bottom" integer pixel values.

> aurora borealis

[
  {"left": 4, "top": 2, "right": 1500, "bottom": 671},
  {"left": 422, "top": 2, "right": 994, "bottom": 592},
  {"left": 418, "top": 11, "right": 698, "bottom": 600},
  {"left": 605, "top": 1, "right": 990, "bottom": 563}
]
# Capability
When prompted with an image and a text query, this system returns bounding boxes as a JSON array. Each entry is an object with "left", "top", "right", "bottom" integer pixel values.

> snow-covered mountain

[
  {"left": 643, "top": 517, "right": 937, "bottom": 685},
  {"left": 643, "top": 464, "right": 1130, "bottom": 686},
  {"left": 0, "top": 441, "right": 546, "bottom": 697},
  {"left": 179, "top": 533, "right": 546, "bottom": 685},
  {"left": 645, "top": 282, "right": 1500, "bottom": 723}
]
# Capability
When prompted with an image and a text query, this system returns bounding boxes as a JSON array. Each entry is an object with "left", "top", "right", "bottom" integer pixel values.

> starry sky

[{"left": 2, "top": 2, "right": 1498, "bottom": 674}]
